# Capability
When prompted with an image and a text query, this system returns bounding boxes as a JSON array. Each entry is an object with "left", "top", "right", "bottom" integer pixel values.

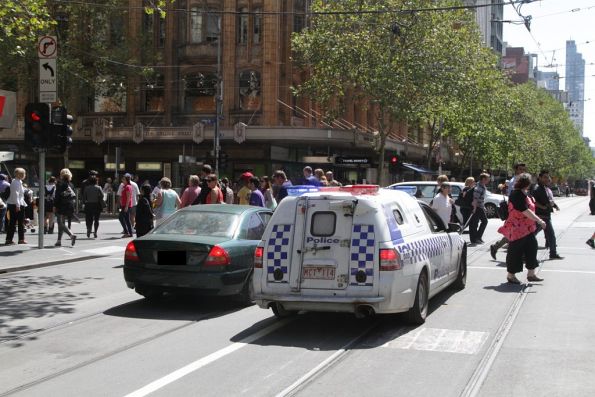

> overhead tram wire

[{"left": 50, "top": 0, "right": 532, "bottom": 16}]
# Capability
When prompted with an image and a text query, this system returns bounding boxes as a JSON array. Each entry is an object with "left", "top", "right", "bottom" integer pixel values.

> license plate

[{"left": 302, "top": 266, "right": 336, "bottom": 280}]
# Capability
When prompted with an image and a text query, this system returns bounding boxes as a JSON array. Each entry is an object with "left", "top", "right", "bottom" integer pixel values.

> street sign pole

[{"left": 38, "top": 150, "right": 45, "bottom": 249}]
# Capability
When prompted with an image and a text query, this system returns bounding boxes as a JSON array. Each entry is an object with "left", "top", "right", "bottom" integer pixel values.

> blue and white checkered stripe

[
  {"left": 395, "top": 235, "right": 450, "bottom": 265},
  {"left": 350, "top": 224, "right": 375, "bottom": 286},
  {"left": 266, "top": 224, "right": 291, "bottom": 283}
]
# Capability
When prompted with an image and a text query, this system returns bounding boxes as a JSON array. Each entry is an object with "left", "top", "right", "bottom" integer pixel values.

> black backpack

[
  {"left": 455, "top": 186, "right": 474, "bottom": 208},
  {"left": 0, "top": 186, "right": 9, "bottom": 201}
]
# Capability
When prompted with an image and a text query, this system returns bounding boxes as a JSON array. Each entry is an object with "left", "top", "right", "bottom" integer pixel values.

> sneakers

[
  {"left": 490, "top": 244, "right": 497, "bottom": 260},
  {"left": 587, "top": 239, "right": 595, "bottom": 249}
]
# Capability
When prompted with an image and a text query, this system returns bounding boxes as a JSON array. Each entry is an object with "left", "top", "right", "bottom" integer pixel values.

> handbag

[{"left": 498, "top": 196, "right": 509, "bottom": 221}]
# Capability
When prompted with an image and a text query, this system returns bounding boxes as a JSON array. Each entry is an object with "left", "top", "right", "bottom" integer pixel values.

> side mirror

[{"left": 448, "top": 223, "right": 462, "bottom": 233}]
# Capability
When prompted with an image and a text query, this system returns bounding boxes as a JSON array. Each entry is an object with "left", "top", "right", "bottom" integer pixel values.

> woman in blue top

[{"left": 154, "top": 177, "right": 180, "bottom": 226}]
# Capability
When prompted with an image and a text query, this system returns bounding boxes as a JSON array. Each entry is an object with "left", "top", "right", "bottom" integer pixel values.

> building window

[
  {"left": 189, "top": 7, "right": 220, "bottom": 43},
  {"left": 185, "top": 73, "right": 217, "bottom": 112},
  {"left": 239, "top": 70, "right": 261, "bottom": 111},
  {"left": 144, "top": 74, "right": 165, "bottom": 112},
  {"left": 238, "top": 7, "right": 248, "bottom": 44},
  {"left": 190, "top": 7, "right": 204, "bottom": 43},
  {"left": 94, "top": 77, "right": 127, "bottom": 113},
  {"left": 294, "top": 0, "right": 306, "bottom": 32},
  {"left": 253, "top": 8, "right": 262, "bottom": 44}
]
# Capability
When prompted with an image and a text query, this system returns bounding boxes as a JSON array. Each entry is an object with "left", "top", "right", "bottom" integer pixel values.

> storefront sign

[
  {"left": 335, "top": 157, "right": 371, "bottom": 165},
  {"left": 68, "top": 160, "right": 85, "bottom": 169},
  {"left": 137, "top": 162, "right": 162, "bottom": 171}
]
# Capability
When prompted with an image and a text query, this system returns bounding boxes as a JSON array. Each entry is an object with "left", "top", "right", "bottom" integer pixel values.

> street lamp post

[{"left": 214, "top": 18, "right": 223, "bottom": 176}]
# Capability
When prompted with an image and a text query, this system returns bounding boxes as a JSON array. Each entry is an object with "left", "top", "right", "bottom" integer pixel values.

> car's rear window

[{"left": 154, "top": 211, "right": 239, "bottom": 238}]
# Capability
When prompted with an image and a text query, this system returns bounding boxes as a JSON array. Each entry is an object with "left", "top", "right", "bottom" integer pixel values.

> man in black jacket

[
  {"left": 192, "top": 164, "right": 212, "bottom": 205},
  {"left": 533, "top": 170, "right": 563, "bottom": 260}
]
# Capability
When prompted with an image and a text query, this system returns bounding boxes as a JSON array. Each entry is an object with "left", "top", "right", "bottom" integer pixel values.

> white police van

[{"left": 253, "top": 185, "right": 467, "bottom": 324}]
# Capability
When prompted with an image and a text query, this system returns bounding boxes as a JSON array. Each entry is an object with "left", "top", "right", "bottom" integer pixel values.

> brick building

[{"left": 1, "top": 0, "right": 432, "bottom": 186}]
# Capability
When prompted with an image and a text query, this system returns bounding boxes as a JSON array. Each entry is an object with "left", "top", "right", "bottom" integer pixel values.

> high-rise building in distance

[{"left": 565, "top": 40, "right": 585, "bottom": 135}]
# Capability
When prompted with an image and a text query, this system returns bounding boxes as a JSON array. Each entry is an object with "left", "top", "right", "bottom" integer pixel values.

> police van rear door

[{"left": 290, "top": 197, "right": 354, "bottom": 290}]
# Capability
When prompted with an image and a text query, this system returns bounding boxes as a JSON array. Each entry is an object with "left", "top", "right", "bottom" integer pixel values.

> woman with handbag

[
  {"left": 83, "top": 175, "right": 105, "bottom": 238},
  {"left": 53, "top": 168, "right": 77, "bottom": 247},
  {"left": 498, "top": 173, "right": 546, "bottom": 284}
]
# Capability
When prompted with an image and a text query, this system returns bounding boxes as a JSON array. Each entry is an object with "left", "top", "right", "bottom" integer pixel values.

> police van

[{"left": 253, "top": 185, "right": 467, "bottom": 324}]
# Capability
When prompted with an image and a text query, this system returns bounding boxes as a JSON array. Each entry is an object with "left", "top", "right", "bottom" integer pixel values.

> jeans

[
  {"left": 6, "top": 204, "right": 25, "bottom": 242},
  {"left": 0, "top": 206, "right": 6, "bottom": 233},
  {"left": 469, "top": 207, "right": 488, "bottom": 242},
  {"left": 119, "top": 208, "right": 133, "bottom": 236},
  {"left": 56, "top": 213, "right": 73, "bottom": 241},
  {"left": 535, "top": 216, "right": 557, "bottom": 256}
]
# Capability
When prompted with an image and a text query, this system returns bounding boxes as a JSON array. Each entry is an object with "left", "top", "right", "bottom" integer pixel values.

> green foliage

[{"left": 292, "top": 0, "right": 594, "bottom": 181}]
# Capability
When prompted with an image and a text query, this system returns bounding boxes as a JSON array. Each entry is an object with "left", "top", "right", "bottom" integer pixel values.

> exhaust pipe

[{"left": 354, "top": 305, "right": 375, "bottom": 319}]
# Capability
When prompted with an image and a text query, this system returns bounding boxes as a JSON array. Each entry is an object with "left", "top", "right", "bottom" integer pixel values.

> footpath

[{"left": 0, "top": 218, "right": 131, "bottom": 274}]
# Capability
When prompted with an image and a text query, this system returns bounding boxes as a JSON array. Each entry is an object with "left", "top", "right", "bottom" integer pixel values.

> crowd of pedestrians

[{"left": 1, "top": 163, "right": 592, "bottom": 261}]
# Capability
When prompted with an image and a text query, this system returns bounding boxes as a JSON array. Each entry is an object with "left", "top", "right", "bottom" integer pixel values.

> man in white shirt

[
  {"left": 5, "top": 168, "right": 27, "bottom": 245},
  {"left": 431, "top": 182, "right": 454, "bottom": 227}
]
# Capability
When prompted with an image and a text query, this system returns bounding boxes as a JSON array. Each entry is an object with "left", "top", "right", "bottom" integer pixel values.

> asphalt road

[{"left": 0, "top": 197, "right": 593, "bottom": 397}]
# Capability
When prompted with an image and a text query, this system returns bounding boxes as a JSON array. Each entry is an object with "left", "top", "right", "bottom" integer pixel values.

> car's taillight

[
  {"left": 204, "top": 245, "right": 231, "bottom": 266},
  {"left": 125, "top": 241, "right": 139, "bottom": 262},
  {"left": 379, "top": 248, "right": 400, "bottom": 271},
  {"left": 254, "top": 246, "right": 264, "bottom": 268}
]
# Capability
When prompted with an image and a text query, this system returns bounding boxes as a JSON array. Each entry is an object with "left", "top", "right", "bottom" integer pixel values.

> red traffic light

[
  {"left": 30, "top": 112, "right": 41, "bottom": 122},
  {"left": 390, "top": 156, "right": 398, "bottom": 164}
]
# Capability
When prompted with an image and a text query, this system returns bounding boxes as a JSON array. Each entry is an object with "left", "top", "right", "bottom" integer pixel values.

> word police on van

[{"left": 253, "top": 185, "right": 467, "bottom": 324}]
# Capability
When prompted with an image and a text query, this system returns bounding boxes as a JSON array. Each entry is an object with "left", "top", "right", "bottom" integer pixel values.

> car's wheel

[
  {"left": 271, "top": 303, "right": 297, "bottom": 318},
  {"left": 235, "top": 274, "right": 255, "bottom": 307},
  {"left": 408, "top": 271, "right": 429, "bottom": 325},
  {"left": 135, "top": 286, "right": 163, "bottom": 301},
  {"left": 485, "top": 203, "right": 497, "bottom": 218},
  {"left": 453, "top": 245, "right": 467, "bottom": 290}
]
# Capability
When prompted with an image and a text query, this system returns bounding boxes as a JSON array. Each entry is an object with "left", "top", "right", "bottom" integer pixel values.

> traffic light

[
  {"left": 219, "top": 151, "right": 228, "bottom": 170},
  {"left": 51, "top": 106, "right": 74, "bottom": 153},
  {"left": 24, "top": 103, "right": 50, "bottom": 150},
  {"left": 388, "top": 153, "right": 401, "bottom": 174}
]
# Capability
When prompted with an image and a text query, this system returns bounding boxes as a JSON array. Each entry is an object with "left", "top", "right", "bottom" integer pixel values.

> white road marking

[
  {"left": 83, "top": 245, "right": 126, "bottom": 256},
  {"left": 572, "top": 222, "right": 595, "bottom": 228},
  {"left": 381, "top": 327, "right": 488, "bottom": 355},
  {"left": 469, "top": 266, "right": 595, "bottom": 274},
  {"left": 123, "top": 319, "right": 290, "bottom": 397}
]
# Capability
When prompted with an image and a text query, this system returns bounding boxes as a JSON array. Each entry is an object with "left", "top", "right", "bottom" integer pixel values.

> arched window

[
  {"left": 239, "top": 70, "right": 261, "bottom": 111},
  {"left": 238, "top": 7, "right": 248, "bottom": 44},
  {"left": 184, "top": 73, "right": 217, "bottom": 112}
]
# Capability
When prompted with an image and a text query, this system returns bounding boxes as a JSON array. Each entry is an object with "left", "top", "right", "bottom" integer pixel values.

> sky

[{"left": 502, "top": 0, "right": 595, "bottom": 146}]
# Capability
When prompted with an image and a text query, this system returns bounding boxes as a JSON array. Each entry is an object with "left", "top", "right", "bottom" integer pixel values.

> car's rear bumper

[
  {"left": 124, "top": 265, "right": 249, "bottom": 296},
  {"left": 254, "top": 294, "right": 386, "bottom": 313}
]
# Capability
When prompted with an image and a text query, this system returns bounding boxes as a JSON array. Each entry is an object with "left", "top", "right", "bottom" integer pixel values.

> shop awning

[{"left": 401, "top": 163, "right": 436, "bottom": 174}]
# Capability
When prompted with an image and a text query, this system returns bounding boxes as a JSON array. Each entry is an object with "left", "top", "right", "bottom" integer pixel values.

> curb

[{"left": 0, "top": 255, "right": 104, "bottom": 274}]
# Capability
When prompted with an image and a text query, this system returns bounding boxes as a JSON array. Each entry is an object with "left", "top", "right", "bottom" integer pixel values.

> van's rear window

[{"left": 311, "top": 212, "right": 336, "bottom": 236}]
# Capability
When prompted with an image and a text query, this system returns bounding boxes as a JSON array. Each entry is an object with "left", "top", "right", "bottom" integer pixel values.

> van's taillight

[
  {"left": 204, "top": 245, "right": 231, "bottom": 266},
  {"left": 125, "top": 241, "right": 139, "bottom": 262},
  {"left": 254, "top": 247, "right": 264, "bottom": 268},
  {"left": 379, "top": 248, "right": 400, "bottom": 271}
]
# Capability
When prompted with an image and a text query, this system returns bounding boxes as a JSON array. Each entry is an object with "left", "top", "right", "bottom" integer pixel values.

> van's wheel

[
  {"left": 485, "top": 203, "right": 497, "bottom": 218},
  {"left": 453, "top": 245, "right": 467, "bottom": 290},
  {"left": 271, "top": 303, "right": 297, "bottom": 318},
  {"left": 408, "top": 272, "right": 429, "bottom": 325},
  {"left": 136, "top": 286, "right": 163, "bottom": 302},
  {"left": 235, "top": 274, "right": 254, "bottom": 307}
]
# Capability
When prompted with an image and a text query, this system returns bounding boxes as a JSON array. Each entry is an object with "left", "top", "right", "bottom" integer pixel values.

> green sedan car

[{"left": 123, "top": 205, "right": 272, "bottom": 304}]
